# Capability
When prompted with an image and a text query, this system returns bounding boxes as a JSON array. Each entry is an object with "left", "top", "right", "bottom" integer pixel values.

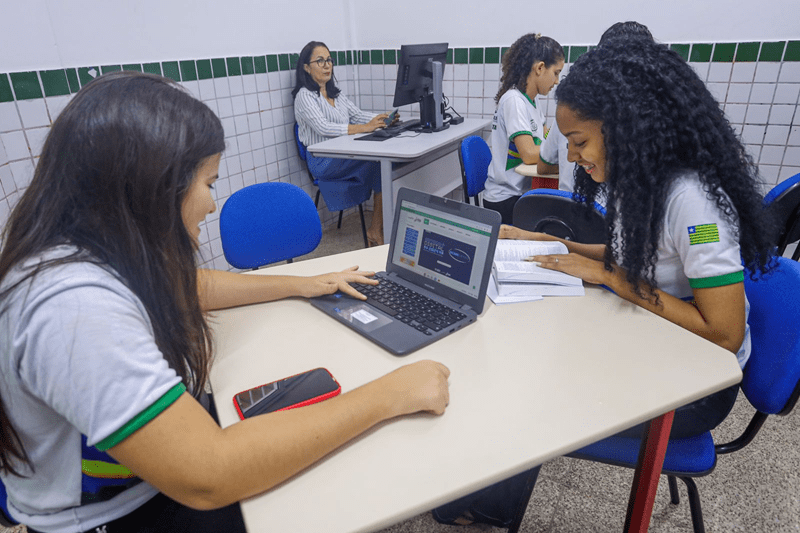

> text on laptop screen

[{"left": 390, "top": 200, "right": 494, "bottom": 299}]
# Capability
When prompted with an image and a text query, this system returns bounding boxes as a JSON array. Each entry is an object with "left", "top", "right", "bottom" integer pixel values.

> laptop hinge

[{"left": 460, "top": 304, "right": 473, "bottom": 311}]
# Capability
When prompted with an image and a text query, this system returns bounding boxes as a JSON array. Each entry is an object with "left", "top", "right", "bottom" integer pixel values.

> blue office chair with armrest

[
  {"left": 458, "top": 135, "right": 492, "bottom": 206},
  {"left": 294, "top": 123, "right": 369, "bottom": 247},
  {"left": 512, "top": 189, "right": 607, "bottom": 244},
  {"left": 0, "top": 479, "right": 19, "bottom": 527},
  {"left": 764, "top": 171, "right": 800, "bottom": 261},
  {"left": 219, "top": 182, "right": 322, "bottom": 269},
  {"left": 562, "top": 257, "right": 800, "bottom": 533}
]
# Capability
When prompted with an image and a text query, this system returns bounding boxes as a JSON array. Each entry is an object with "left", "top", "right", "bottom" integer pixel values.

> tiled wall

[{"left": 1, "top": 40, "right": 798, "bottom": 270}]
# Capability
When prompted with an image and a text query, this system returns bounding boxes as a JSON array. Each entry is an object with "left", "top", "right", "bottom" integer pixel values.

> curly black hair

[
  {"left": 556, "top": 39, "right": 776, "bottom": 296},
  {"left": 496, "top": 33, "right": 564, "bottom": 104},
  {"left": 598, "top": 21, "right": 654, "bottom": 45}
]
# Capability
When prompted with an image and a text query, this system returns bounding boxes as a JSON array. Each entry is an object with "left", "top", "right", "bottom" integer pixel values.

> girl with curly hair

[
  {"left": 502, "top": 38, "right": 777, "bottom": 439},
  {"left": 482, "top": 33, "right": 564, "bottom": 225}
]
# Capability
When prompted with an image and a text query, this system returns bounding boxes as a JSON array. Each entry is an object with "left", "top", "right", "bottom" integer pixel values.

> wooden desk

[
  {"left": 208, "top": 246, "right": 741, "bottom": 533},
  {"left": 308, "top": 119, "right": 490, "bottom": 243}
]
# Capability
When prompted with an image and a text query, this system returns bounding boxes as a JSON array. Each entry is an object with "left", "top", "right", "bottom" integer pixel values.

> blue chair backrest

[
  {"left": 742, "top": 257, "right": 800, "bottom": 414},
  {"left": 513, "top": 189, "right": 607, "bottom": 244},
  {"left": 459, "top": 136, "right": 492, "bottom": 199},
  {"left": 763, "top": 172, "right": 800, "bottom": 257},
  {"left": 294, "top": 123, "right": 308, "bottom": 163},
  {"left": 220, "top": 182, "right": 322, "bottom": 269}
]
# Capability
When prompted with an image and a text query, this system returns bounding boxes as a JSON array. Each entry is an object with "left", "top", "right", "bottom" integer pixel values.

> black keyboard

[
  {"left": 385, "top": 119, "right": 421, "bottom": 134},
  {"left": 351, "top": 278, "right": 466, "bottom": 335}
]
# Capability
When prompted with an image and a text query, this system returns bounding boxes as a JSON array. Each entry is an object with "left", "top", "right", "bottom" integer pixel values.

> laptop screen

[{"left": 390, "top": 198, "right": 495, "bottom": 300}]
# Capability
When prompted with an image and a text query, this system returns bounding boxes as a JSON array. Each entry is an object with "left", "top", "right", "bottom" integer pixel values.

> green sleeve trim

[
  {"left": 688, "top": 271, "right": 744, "bottom": 289},
  {"left": 539, "top": 154, "right": 556, "bottom": 166},
  {"left": 533, "top": 136, "right": 543, "bottom": 146},
  {"left": 509, "top": 130, "right": 532, "bottom": 141},
  {"left": 95, "top": 382, "right": 187, "bottom": 451}
]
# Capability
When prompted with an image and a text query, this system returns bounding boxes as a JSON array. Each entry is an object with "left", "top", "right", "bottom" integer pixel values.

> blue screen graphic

[
  {"left": 402, "top": 227, "right": 419, "bottom": 256},
  {"left": 417, "top": 231, "right": 476, "bottom": 285}
]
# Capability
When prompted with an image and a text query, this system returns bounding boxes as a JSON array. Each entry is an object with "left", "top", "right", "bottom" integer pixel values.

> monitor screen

[{"left": 392, "top": 43, "right": 448, "bottom": 108}]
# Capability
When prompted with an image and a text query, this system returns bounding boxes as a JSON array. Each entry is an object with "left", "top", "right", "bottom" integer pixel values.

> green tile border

[
  {"left": 670, "top": 44, "right": 691, "bottom": 62},
  {"left": 10, "top": 71, "right": 43, "bottom": 100},
  {"left": 1, "top": 41, "right": 798, "bottom": 103},
  {"left": 0, "top": 74, "right": 13, "bottom": 103},
  {"left": 712, "top": 43, "right": 736, "bottom": 62},
  {"left": 40, "top": 69, "right": 70, "bottom": 97},
  {"left": 690, "top": 43, "right": 713, "bottom": 62},
  {"left": 785, "top": 41, "right": 800, "bottom": 61},
  {"left": 759, "top": 42, "right": 786, "bottom": 62}
]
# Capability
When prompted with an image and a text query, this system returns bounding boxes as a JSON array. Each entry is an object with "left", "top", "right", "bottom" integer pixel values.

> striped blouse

[{"left": 294, "top": 87, "right": 376, "bottom": 147}]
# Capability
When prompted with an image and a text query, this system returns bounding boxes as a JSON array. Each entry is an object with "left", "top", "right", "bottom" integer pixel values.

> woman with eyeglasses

[{"left": 293, "top": 40, "right": 391, "bottom": 246}]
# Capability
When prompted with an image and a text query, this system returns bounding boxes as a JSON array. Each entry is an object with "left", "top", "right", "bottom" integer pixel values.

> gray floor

[{"left": 3, "top": 215, "right": 797, "bottom": 533}]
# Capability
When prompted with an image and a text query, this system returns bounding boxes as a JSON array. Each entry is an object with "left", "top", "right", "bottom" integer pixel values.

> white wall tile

[
  {"left": 453, "top": 65, "right": 468, "bottom": 80},
  {"left": 770, "top": 104, "right": 796, "bottom": 125},
  {"left": 759, "top": 145, "right": 785, "bottom": 165},
  {"left": 741, "top": 124, "right": 765, "bottom": 144},
  {"left": 182, "top": 80, "right": 200, "bottom": 100},
  {"left": 26, "top": 127, "right": 49, "bottom": 157},
  {"left": 749, "top": 83, "right": 775, "bottom": 104},
  {"left": 759, "top": 164, "right": 780, "bottom": 182},
  {"left": 45, "top": 95, "right": 71, "bottom": 121},
  {"left": 0, "top": 197, "right": 9, "bottom": 228},
  {"left": 0, "top": 164, "right": 15, "bottom": 196},
  {"left": 707, "top": 82, "right": 728, "bottom": 103},
  {"left": 1, "top": 131, "right": 29, "bottom": 160},
  {"left": 773, "top": 83, "right": 800, "bottom": 104},
  {"left": 779, "top": 63, "right": 800, "bottom": 83},
  {"left": 689, "top": 62, "right": 710, "bottom": 81},
  {"left": 725, "top": 84, "right": 749, "bottom": 103},
  {"left": 0, "top": 102, "right": 22, "bottom": 133},
  {"left": 731, "top": 62, "right": 756, "bottom": 83},
  {"left": 231, "top": 95, "right": 246, "bottom": 116},
  {"left": 17, "top": 99, "right": 50, "bottom": 128},
  {"left": 754, "top": 62, "right": 781, "bottom": 83},
  {"left": 228, "top": 76, "right": 244, "bottom": 96},
  {"left": 242, "top": 74, "right": 257, "bottom": 94},
  {"left": 764, "top": 125, "right": 791, "bottom": 145},
  {"left": 788, "top": 126, "right": 800, "bottom": 146},
  {"left": 468, "top": 81, "right": 483, "bottom": 98},
  {"left": 745, "top": 104, "right": 770, "bottom": 124},
  {"left": 783, "top": 147, "right": 800, "bottom": 167},
  {"left": 217, "top": 98, "right": 233, "bottom": 118},
  {"left": 244, "top": 94, "right": 259, "bottom": 114},
  {"left": 213, "top": 77, "right": 230, "bottom": 98},
  {"left": 453, "top": 81, "right": 468, "bottom": 97},
  {"left": 469, "top": 64, "right": 484, "bottom": 80},
  {"left": 724, "top": 103, "right": 747, "bottom": 123},
  {"left": 778, "top": 166, "right": 800, "bottom": 180},
  {"left": 707, "top": 62, "right": 732, "bottom": 83},
  {"left": 255, "top": 73, "right": 270, "bottom": 92},
  {"left": 9, "top": 159, "right": 34, "bottom": 189}
]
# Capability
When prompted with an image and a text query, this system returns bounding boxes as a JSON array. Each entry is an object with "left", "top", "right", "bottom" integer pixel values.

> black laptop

[{"left": 310, "top": 187, "right": 501, "bottom": 355}]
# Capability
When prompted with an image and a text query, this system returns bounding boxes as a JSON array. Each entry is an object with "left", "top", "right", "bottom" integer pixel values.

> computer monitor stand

[{"left": 418, "top": 59, "right": 448, "bottom": 133}]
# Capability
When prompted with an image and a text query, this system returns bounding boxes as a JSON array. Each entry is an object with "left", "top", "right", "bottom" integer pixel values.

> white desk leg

[{"left": 380, "top": 159, "right": 393, "bottom": 244}]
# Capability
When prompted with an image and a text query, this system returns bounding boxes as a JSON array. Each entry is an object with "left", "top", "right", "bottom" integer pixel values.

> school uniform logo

[
  {"left": 687, "top": 223, "right": 720, "bottom": 245},
  {"left": 530, "top": 120, "right": 538, "bottom": 133}
]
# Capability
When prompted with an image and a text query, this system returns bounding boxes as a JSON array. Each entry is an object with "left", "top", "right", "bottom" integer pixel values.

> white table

[
  {"left": 208, "top": 246, "right": 742, "bottom": 533},
  {"left": 308, "top": 118, "right": 490, "bottom": 243}
]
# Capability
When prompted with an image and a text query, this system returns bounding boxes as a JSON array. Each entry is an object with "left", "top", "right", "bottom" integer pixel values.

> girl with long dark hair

[
  {"left": 0, "top": 71, "right": 449, "bottom": 532},
  {"left": 503, "top": 38, "right": 777, "bottom": 438}
]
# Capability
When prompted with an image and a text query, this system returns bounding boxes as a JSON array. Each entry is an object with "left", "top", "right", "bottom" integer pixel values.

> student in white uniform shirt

[
  {"left": 537, "top": 22, "right": 655, "bottom": 197},
  {"left": 482, "top": 33, "right": 564, "bottom": 225},
  {"left": 0, "top": 72, "right": 450, "bottom": 533},
  {"left": 502, "top": 39, "right": 777, "bottom": 440}
]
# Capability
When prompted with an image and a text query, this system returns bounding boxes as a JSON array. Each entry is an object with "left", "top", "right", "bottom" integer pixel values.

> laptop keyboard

[{"left": 352, "top": 278, "right": 466, "bottom": 335}]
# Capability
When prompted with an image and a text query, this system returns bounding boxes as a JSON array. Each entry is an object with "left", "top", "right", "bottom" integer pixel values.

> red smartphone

[{"left": 233, "top": 368, "right": 341, "bottom": 420}]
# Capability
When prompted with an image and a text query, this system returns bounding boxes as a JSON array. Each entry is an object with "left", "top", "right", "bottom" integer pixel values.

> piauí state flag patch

[{"left": 688, "top": 223, "right": 720, "bottom": 245}]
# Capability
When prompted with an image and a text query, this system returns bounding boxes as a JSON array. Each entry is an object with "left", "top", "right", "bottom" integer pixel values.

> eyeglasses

[{"left": 308, "top": 57, "right": 334, "bottom": 68}]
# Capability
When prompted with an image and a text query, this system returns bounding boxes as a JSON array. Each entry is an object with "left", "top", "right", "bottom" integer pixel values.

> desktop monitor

[{"left": 392, "top": 43, "right": 449, "bottom": 132}]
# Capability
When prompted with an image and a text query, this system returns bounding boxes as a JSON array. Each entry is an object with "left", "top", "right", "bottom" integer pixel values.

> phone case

[{"left": 233, "top": 368, "right": 341, "bottom": 420}]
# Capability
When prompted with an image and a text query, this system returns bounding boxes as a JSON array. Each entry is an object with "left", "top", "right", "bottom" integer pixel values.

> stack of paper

[{"left": 490, "top": 240, "right": 585, "bottom": 301}]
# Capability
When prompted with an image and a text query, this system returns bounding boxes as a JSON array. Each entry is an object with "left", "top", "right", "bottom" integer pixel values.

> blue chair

[
  {"left": 764, "top": 172, "right": 800, "bottom": 261},
  {"left": 219, "top": 182, "right": 322, "bottom": 269},
  {"left": 458, "top": 135, "right": 492, "bottom": 206},
  {"left": 0, "top": 479, "right": 16, "bottom": 526},
  {"left": 512, "top": 189, "right": 607, "bottom": 244},
  {"left": 294, "top": 123, "right": 369, "bottom": 248},
  {"left": 565, "top": 257, "right": 800, "bottom": 533}
]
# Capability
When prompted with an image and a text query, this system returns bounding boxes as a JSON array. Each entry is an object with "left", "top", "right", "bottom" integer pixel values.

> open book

[{"left": 492, "top": 240, "right": 585, "bottom": 297}]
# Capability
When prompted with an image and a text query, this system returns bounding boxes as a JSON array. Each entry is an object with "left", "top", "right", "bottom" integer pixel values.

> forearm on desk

[{"left": 197, "top": 269, "right": 311, "bottom": 310}]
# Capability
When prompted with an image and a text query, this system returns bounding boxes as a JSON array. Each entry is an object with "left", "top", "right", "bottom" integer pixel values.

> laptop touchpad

[{"left": 336, "top": 302, "right": 393, "bottom": 331}]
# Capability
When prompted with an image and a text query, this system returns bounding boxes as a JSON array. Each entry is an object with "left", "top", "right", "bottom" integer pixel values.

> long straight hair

[
  {"left": 0, "top": 71, "right": 225, "bottom": 475},
  {"left": 291, "top": 40, "right": 341, "bottom": 99}
]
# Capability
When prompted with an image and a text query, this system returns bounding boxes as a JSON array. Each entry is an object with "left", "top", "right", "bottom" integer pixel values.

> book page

[{"left": 493, "top": 240, "right": 568, "bottom": 262}]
